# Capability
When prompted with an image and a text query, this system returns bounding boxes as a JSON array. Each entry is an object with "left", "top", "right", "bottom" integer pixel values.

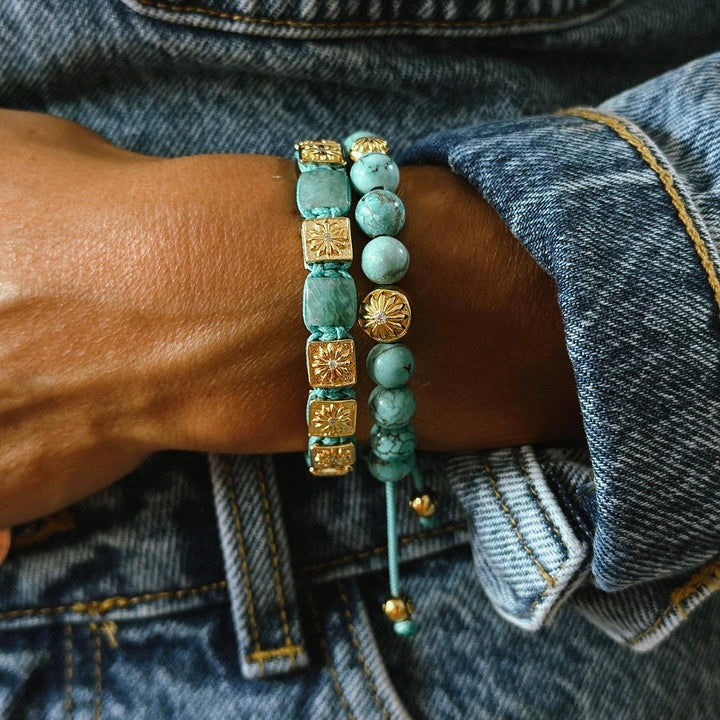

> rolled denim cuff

[{"left": 403, "top": 53, "right": 720, "bottom": 638}]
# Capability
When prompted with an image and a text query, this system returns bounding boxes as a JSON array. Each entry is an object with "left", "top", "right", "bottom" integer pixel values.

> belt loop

[{"left": 209, "top": 453, "right": 308, "bottom": 679}]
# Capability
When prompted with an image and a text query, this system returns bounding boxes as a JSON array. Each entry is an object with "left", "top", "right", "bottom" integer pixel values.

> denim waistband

[{"left": 119, "top": 0, "right": 626, "bottom": 39}]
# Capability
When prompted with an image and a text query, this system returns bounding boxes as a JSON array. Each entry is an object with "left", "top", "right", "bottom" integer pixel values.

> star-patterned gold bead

[
  {"left": 306, "top": 339, "right": 356, "bottom": 389},
  {"left": 382, "top": 596, "right": 413, "bottom": 623},
  {"left": 301, "top": 217, "right": 352, "bottom": 264},
  {"left": 295, "top": 139, "right": 346, "bottom": 166},
  {"left": 308, "top": 442, "right": 356, "bottom": 477},
  {"left": 359, "top": 288, "right": 411, "bottom": 342},
  {"left": 410, "top": 491, "right": 438, "bottom": 518},
  {"left": 307, "top": 399, "right": 357, "bottom": 438}
]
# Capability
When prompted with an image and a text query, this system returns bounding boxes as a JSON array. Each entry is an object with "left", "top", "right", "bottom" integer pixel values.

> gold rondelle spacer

[
  {"left": 382, "top": 596, "right": 414, "bottom": 623},
  {"left": 349, "top": 136, "right": 390, "bottom": 162},
  {"left": 409, "top": 491, "right": 438, "bottom": 518}
]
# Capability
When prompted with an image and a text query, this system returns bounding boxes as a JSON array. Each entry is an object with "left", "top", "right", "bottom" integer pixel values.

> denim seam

[
  {"left": 308, "top": 592, "right": 356, "bottom": 720},
  {"left": 297, "top": 521, "right": 468, "bottom": 576},
  {"left": 135, "top": 0, "right": 615, "bottom": 30},
  {"left": 222, "top": 458, "right": 262, "bottom": 654},
  {"left": 482, "top": 458, "right": 556, "bottom": 588},
  {"left": 0, "top": 580, "right": 228, "bottom": 622},
  {"left": 560, "top": 107, "right": 720, "bottom": 316},
  {"left": 515, "top": 450, "right": 562, "bottom": 541},
  {"left": 337, "top": 583, "right": 392, "bottom": 720},
  {"left": 89, "top": 622, "right": 102, "bottom": 720},
  {"left": 64, "top": 624, "right": 73, "bottom": 720},
  {"left": 253, "top": 456, "right": 296, "bottom": 657},
  {"left": 627, "top": 554, "right": 720, "bottom": 647}
]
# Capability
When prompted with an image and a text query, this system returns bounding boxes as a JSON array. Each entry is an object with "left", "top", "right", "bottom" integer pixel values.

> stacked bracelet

[
  {"left": 344, "top": 131, "right": 437, "bottom": 636},
  {"left": 295, "top": 139, "right": 357, "bottom": 477}
]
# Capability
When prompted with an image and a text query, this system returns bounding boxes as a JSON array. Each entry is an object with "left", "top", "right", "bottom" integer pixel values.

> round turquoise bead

[
  {"left": 368, "top": 386, "right": 415, "bottom": 428},
  {"left": 367, "top": 451, "right": 414, "bottom": 483},
  {"left": 370, "top": 423, "right": 416, "bottom": 461},
  {"left": 355, "top": 190, "right": 405, "bottom": 238},
  {"left": 393, "top": 619, "right": 418, "bottom": 637},
  {"left": 366, "top": 343, "right": 415, "bottom": 388},
  {"left": 342, "top": 130, "right": 375, "bottom": 156},
  {"left": 350, "top": 153, "right": 400, "bottom": 195},
  {"left": 361, "top": 236, "right": 409, "bottom": 285}
]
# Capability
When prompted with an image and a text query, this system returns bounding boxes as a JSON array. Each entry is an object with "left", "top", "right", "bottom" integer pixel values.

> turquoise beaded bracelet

[
  {"left": 344, "top": 131, "right": 438, "bottom": 636},
  {"left": 295, "top": 139, "right": 358, "bottom": 477}
]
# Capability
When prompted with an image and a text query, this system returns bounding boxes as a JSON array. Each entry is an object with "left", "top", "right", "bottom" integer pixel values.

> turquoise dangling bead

[{"left": 393, "top": 619, "right": 418, "bottom": 637}]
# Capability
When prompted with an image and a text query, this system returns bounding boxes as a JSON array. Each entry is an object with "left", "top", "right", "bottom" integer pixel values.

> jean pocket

[{"left": 117, "top": 0, "right": 627, "bottom": 38}]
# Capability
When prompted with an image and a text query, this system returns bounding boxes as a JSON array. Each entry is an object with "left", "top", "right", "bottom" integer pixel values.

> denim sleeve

[{"left": 403, "top": 52, "right": 720, "bottom": 649}]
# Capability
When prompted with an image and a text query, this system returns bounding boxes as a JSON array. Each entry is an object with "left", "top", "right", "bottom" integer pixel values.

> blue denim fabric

[{"left": 1, "top": 0, "right": 720, "bottom": 716}]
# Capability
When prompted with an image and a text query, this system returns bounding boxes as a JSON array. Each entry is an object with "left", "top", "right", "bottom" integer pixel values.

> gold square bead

[
  {"left": 296, "top": 139, "right": 346, "bottom": 166},
  {"left": 307, "top": 339, "right": 357, "bottom": 388},
  {"left": 302, "top": 217, "right": 353, "bottom": 264},
  {"left": 308, "top": 399, "right": 356, "bottom": 438},
  {"left": 309, "top": 442, "right": 356, "bottom": 477},
  {"left": 349, "top": 136, "right": 389, "bottom": 162}
]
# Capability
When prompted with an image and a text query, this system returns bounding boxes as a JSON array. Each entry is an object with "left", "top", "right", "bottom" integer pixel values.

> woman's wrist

[{"left": 157, "top": 154, "right": 584, "bottom": 454}]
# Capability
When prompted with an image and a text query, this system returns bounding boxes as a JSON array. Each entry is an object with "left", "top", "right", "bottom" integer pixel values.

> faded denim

[{"left": 1, "top": 0, "right": 720, "bottom": 717}]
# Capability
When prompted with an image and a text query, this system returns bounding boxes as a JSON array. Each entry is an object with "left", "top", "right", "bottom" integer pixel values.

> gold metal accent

[
  {"left": 308, "top": 442, "right": 356, "bottom": 476},
  {"left": 410, "top": 491, "right": 438, "bottom": 518},
  {"left": 307, "top": 339, "right": 357, "bottom": 388},
  {"left": 359, "top": 288, "right": 411, "bottom": 342},
  {"left": 308, "top": 399, "right": 357, "bottom": 437},
  {"left": 382, "top": 596, "right": 413, "bottom": 623},
  {"left": 349, "top": 136, "right": 390, "bottom": 162},
  {"left": 296, "top": 139, "right": 345, "bottom": 166},
  {"left": 302, "top": 217, "right": 352, "bottom": 264}
]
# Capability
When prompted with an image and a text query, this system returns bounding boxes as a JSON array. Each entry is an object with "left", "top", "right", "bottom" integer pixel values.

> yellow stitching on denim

[
  {"left": 308, "top": 592, "right": 356, "bottom": 720},
  {"left": 515, "top": 450, "right": 561, "bottom": 539},
  {"left": 628, "top": 555, "right": 720, "bottom": 646},
  {"left": 254, "top": 456, "right": 296, "bottom": 658},
  {"left": 560, "top": 108, "right": 720, "bottom": 318},
  {"left": 222, "top": 456, "right": 261, "bottom": 654},
  {"left": 482, "top": 459, "right": 555, "bottom": 587},
  {"left": 0, "top": 580, "right": 227, "bottom": 622},
  {"left": 137, "top": 0, "right": 614, "bottom": 31},
  {"left": 89, "top": 623, "right": 102, "bottom": 720},
  {"left": 64, "top": 624, "right": 73, "bottom": 720},
  {"left": 297, "top": 521, "right": 468, "bottom": 575},
  {"left": 245, "top": 645, "right": 305, "bottom": 664},
  {"left": 518, "top": 557, "right": 570, "bottom": 619},
  {"left": 337, "top": 584, "right": 391, "bottom": 720}
]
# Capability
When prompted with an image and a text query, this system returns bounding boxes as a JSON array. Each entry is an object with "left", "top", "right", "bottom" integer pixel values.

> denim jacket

[{"left": 1, "top": 0, "right": 720, "bottom": 717}]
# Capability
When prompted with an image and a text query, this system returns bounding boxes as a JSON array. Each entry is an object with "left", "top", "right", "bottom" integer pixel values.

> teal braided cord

[
  {"left": 308, "top": 261, "right": 352, "bottom": 278},
  {"left": 308, "top": 435, "right": 357, "bottom": 447},
  {"left": 411, "top": 463, "right": 423, "bottom": 493},
  {"left": 308, "top": 388, "right": 355, "bottom": 402},
  {"left": 308, "top": 327, "right": 352, "bottom": 341},
  {"left": 385, "top": 480, "right": 400, "bottom": 598},
  {"left": 310, "top": 206, "right": 346, "bottom": 218}
]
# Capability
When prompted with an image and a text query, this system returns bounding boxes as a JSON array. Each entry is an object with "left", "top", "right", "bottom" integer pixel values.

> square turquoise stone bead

[
  {"left": 303, "top": 276, "right": 357, "bottom": 330},
  {"left": 296, "top": 167, "right": 351, "bottom": 219}
]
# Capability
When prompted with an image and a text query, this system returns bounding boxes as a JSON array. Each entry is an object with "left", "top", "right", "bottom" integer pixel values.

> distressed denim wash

[{"left": 1, "top": 0, "right": 720, "bottom": 717}]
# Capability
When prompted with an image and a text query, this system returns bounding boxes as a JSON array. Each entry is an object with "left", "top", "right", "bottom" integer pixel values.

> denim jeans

[{"left": 1, "top": 0, "right": 720, "bottom": 717}]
